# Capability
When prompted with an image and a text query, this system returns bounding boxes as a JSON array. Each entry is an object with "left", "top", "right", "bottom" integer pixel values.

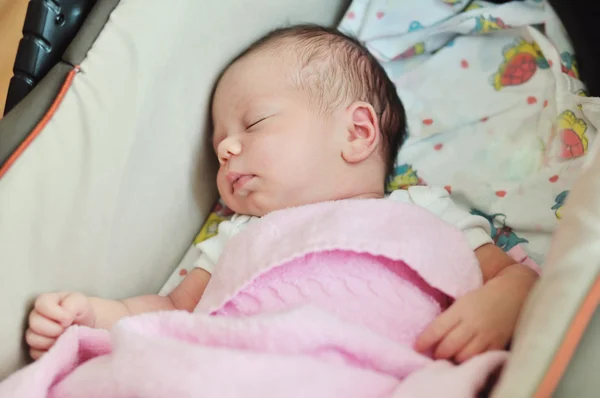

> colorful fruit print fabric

[{"left": 339, "top": 0, "right": 600, "bottom": 266}]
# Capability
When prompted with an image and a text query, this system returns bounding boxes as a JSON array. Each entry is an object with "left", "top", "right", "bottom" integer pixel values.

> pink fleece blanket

[{"left": 0, "top": 199, "right": 508, "bottom": 397}]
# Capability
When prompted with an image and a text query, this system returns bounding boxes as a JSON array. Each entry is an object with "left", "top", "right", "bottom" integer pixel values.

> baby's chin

[
  {"left": 222, "top": 192, "right": 294, "bottom": 217},
  {"left": 222, "top": 194, "right": 269, "bottom": 217}
]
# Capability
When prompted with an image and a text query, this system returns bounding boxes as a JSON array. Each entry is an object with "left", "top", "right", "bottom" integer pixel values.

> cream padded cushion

[{"left": 0, "top": 0, "right": 349, "bottom": 378}]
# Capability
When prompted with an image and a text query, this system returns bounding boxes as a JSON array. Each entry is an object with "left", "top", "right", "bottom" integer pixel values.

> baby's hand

[
  {"left": 414, "top": 282, "right": 521, "bottom": 363},
  {"left": 26, "top": 292, "right": 96, "bottom": 360}
]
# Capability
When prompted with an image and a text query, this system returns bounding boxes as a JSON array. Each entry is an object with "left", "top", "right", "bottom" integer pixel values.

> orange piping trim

[
  {"left": 0, "top": 66, "right": 80, "bottom": 180},
  {"left": 534, "top": 275, "right": 600, "bottom": 398}
]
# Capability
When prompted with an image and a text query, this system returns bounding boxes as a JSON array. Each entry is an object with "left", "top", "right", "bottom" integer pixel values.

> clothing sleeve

[
  {"left": 193, "top": 251, "right": 217, "bottom": 275},
  {"left": 193, "top": 236, "right": 221, "bottom": 275},
  {"left": 193, "top": 215, "right": 255, "bottom": 275},
  {"left": 388, "top": 186, "right": 493, "bottom": 250}
]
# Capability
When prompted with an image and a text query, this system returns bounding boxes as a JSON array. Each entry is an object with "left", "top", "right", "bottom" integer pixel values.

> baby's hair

[{"left": 215, "top": 24, "right": 406, "bottom": 185}]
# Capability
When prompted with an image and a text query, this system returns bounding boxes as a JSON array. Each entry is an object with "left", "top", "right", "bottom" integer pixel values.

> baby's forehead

[
  {"left": 211, "top": 55, "right": 300, "bottom": 119},
  {"left": 216, "top": 53, "right": 296, "bottom": 96},
  {"left": 213, "top": 33, "right": 362, "bottom": 118}
]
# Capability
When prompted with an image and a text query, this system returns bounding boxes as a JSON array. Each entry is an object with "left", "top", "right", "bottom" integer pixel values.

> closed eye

[{"left": 246, "top": 117, "right": 268, "bottom": 130}]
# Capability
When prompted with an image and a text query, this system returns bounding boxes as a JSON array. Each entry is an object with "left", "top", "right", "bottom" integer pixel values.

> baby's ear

[{"left": 341, "top": 101, "right": 381, "bottom": 164}]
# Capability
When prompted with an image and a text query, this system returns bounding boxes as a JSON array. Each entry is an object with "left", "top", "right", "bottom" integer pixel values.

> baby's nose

[{"left": 217, "top": 137, "right": 242, "bottom": 164}]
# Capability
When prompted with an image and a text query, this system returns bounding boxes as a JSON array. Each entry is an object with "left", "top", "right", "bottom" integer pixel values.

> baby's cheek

[
  {"left": 252, "top": 149, "right": 275, "bottom": 171},
  {"left": 215, "top": 172, "right": 228, "bottom": 197},
  {"left": 215, "top": 174, "right": 241, "bottom": 213},
  {"left": 250, "top": 137, "right": 283, "bottom": 168}
]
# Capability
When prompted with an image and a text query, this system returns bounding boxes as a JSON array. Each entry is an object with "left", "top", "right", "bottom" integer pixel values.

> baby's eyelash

[{"left": 246, "top": 117, "right": 267, "bottom": 130}]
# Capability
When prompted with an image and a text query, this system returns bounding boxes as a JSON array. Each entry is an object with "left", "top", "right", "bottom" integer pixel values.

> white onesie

[{"left": 195, "top": 186, "right": 493, "bottom": 274}]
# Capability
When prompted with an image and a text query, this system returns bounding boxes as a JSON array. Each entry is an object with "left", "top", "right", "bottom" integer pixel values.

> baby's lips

[{"left": 226, "top": 171, "right": 243, "bottom": 184}]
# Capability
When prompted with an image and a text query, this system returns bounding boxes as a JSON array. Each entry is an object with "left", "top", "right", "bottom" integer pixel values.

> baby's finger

[
  {"left": 433, "top": 323, "right": 475, "bottom": 360},
  {"left": 415, "top": 311, "right": 461, "bottom": 353},
  {"left": 34, "top": 293, "right": 72, "bottom": 326},
  {"left": 29, "top": 348, "right": 46, "bottom": 361},
  {"left": 25, "top": 328, "right": 56, "bottom": 351},
  {"left": 454, "top": 337, "right": 491, "bottom": 363},
  {"left": 61, "top": 293, "right": 94, "bottom": 327},
  {"left": 28, "top": 310, "right": 64, "bottom": 338}
]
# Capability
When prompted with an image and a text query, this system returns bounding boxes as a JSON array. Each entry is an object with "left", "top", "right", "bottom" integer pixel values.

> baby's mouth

[
  {"left": 226, "top": 172, "right": 255, "bottom": 194},
  {"left": 233, "top": 175, "right": 254, "bottom": 191}
]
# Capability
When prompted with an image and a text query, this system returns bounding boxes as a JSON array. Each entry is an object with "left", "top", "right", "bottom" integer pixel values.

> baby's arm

[
  {"left": 415, "top": 244, "right": 538, "bottom": 362},
  {"left": 91, "top": 267, "right": 211, "bottom": 328},
  {"left": 26, "top": 268, "right": 211, "bottom": 359}
]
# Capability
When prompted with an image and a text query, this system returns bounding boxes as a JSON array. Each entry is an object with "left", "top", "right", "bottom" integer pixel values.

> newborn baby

[{"left": 26, "top": 25, "right": 538, "bottom": 364}]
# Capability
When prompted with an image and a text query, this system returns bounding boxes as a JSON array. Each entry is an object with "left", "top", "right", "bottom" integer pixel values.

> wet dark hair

[{"left": 212, "top": 24, "right": 406, "bottom": 185}]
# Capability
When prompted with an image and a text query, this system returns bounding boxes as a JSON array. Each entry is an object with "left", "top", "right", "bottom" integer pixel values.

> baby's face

[{"left": 211, "top": 51, "right": 345, "bottom": 217}]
